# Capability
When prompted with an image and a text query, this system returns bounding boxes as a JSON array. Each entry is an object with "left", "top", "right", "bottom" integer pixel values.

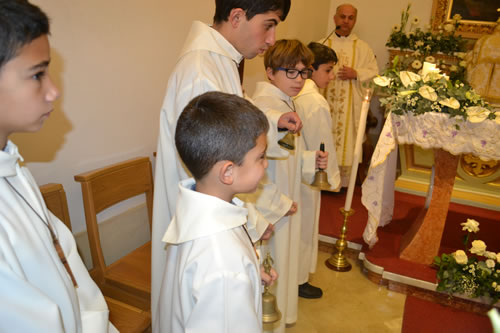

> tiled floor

[{"left": 284, "top": 250, "right": 406, "bottom": 333}]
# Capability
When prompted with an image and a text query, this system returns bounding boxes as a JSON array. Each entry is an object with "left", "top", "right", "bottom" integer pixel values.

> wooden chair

[
  {"left": 74, "top": 157, "right": 153, "bottom": 311},
  {"left": 40, "top": 182, "right": 151, "bottom": 332},
  {"left": 40, "top": 183, "right": 72, "bottom": 231}
]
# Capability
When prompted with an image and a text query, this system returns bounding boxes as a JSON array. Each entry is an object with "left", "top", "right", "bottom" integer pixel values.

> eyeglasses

[{"left": 276, "top": 67, "right": 313, "bottom": 80}]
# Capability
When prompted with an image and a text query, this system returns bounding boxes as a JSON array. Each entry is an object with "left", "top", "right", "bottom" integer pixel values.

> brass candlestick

[
  {"left": 325, "top": 208, "right": 354, "bottom": 272},
  {"left": 262, "top": 252, "right": 281, "bottom": 324}
]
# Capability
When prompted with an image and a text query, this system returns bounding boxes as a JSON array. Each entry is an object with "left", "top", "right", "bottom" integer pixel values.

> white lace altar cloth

[{"left": 361, "top": 112, "right": 500, "bottom": 247}]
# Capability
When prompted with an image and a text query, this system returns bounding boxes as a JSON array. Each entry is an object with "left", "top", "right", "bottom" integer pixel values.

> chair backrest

[
  {"left": 40, "top": 183, "right": 72, "bottom": 231},
  {"left": 74, "top": 157, "right": 153, "bottom": 278}
]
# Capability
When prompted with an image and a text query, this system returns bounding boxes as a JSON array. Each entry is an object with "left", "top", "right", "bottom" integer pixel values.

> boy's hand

[
  {"left": 316, "top": 150, "right": 328, "bottom": 169},
  {"left": 278, "top": 112, "right": 302, "bottom": 133},
  {"left": 260, "top": 223, "right": 275, "bottom": 241},
  {"left": 285, "top": 202, "right": 298, "bottom": 216},
  {"left": 261, "top": 266, "right": 278, "bottom": 286},
  {"left": 338, "top": 65, "right": 357, "bottom": 80}
]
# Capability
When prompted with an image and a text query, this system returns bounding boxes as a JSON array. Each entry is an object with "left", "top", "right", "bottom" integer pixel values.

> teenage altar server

[
  {"left": 252, "top": 39, "right": 328, "bottom": 332},
  {"left": 0, "top": 1, "right": 115, "bottom": 332},
  {"left": 151, "top": 1, "right": 301, "bottom": 329}
]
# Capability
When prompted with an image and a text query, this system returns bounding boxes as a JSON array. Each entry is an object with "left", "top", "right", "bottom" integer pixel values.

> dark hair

[
  {"left": 308, "top": 42, "right": 338, "bottom": 70},
  {"left": 264, "top": 39, "right": 314, "bottom": 72},
  {"left": 0, "top": 0, "right": 49, "bottom": 70},
  {"left": 175, "top": 92, "right": 269, "bottom": 180},
  {"left": 213, "top": 0, "right": 291, "bottom": 23}
]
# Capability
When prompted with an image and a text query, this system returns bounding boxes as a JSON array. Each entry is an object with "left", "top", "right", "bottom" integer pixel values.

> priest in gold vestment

[
  {"left": 467, "top": 20, "right": 500, "bottom": 106},
  {"left": 322, "top": 4, "right": 379, "bottom": 186}
]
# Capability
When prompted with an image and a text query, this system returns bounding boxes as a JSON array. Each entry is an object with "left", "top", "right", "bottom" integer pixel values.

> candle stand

[{"left": 325, "top": 208, "right": 354, "bottom": 272}]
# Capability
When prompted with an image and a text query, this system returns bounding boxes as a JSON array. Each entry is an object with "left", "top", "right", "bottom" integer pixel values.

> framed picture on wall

[{"left": 431, "top": 0, "right": 498, "bottom": 38}]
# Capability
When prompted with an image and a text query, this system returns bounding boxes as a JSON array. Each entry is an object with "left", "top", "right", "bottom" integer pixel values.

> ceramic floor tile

[{"left": 285, "top": 251, "right": 406, "bottom": 333}]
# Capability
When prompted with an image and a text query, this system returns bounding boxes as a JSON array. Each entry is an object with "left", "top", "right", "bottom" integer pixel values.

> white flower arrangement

[
  {"left": 386, "top": 4, "right": 468, "bottom": 82},
  {"left": 434, "top": 220, "right": 500, "bottom": 304},
  {"left": 373, "top": 60, "right": 497, "bottom": 125}
]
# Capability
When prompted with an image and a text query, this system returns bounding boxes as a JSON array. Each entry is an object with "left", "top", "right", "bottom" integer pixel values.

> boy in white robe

[
  {"left": 252, "top": 39, "right": 329, "bottom": 331},
  {"left": 294, "top": 42, "right": 341, "bottom": 290},
  {"left": 157, "top": 92, "right": 277, "bottom": 332},
  {"left": 0, "top": 1, "right": 115, "bottom": 332},
  {"left": 151, "top": 2, "right": 302, "bottom": 322}
]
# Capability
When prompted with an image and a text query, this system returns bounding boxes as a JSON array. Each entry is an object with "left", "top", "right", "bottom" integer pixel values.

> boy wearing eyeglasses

[{"left": 252, "top": 39, "right": 329, "bottom": 330}]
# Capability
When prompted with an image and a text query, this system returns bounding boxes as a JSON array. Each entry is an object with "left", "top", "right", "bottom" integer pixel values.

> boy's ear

[
  {"left": 228, "top": 8, "right": 245, "bottom": 28},
  {"left": 266, "top": 67, "right": 275, "bottom": 81},
  {"left": 219, "top": 161, "right": 235, "bottom": 185}
]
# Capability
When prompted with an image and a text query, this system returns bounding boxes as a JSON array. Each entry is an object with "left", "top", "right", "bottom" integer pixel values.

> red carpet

[
  {"left": 402, "top": 296, "right": 493, "bottom": 333},
  {"left": 319, "top": 187, "right": 500, "bottom": 283},
  {"left": 319, "top": 187, "right": 499, "bottom": 332}
]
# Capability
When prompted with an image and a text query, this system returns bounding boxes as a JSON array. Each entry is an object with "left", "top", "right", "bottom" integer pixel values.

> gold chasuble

[{"left": 323, "top": 33, "right": 379, "bottom": 186}]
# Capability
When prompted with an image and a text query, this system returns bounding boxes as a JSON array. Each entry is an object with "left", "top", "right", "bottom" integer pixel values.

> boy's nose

[
  {"left": 45, "top": 76, "right": 60, "bottom": 102},
  {"left": 266, "top": 30, "right": 276, "bottom": 46}
]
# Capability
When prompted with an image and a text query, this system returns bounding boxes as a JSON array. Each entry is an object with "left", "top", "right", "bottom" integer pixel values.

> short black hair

[
  {"left": 213, "top": 0, "right": 291, "bottom": 23},
  {"left": 0, "top": 0, "right": 49, "bottom": 70},
  {"left": 175, "top": 92, "right": 269, "bottom": 180},
  {"left": 308, "top": 42, "right": 337, "bottom": 70}
]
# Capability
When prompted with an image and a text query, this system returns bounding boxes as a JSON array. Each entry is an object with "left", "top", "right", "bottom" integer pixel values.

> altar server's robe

[
  {"left": 322, "top": 33, "right": 379, "bottom": 186},
  {"left": 0, "top": 141, "right": 115, "bottom": 333},
  {"left": 252, "top": 81, "right": 316, "bottom": 332},
  {"left": 152, "top": 21, "right": 290, "bottom": 328},
  {"left": 157, "top": 179, "right": 261, "bottom": 333},
  {"left": 294, "top": 79, "right": 341, "bottom": 283}
]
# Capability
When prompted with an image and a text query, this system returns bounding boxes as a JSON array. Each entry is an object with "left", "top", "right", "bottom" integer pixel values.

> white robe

[
  {"left": 0, "top": 141, "right": 116, "bottom": 333},
  {"left": 252, "top": 82, "right": 316, "bottom": 332},
  {"left": 294, "top": 79, "right": 341, "bottom": 283},
  {"left": 152, "top": 21, "right": 291, "bottom": 329},
  {"left": 322, "top": 33, "right": 379, "bottom": 186},
  {"left": 157, "top": 179, "right": 261, "bottom": 333}
]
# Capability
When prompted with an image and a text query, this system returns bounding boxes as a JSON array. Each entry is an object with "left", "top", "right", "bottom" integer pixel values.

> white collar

[
  {"left": 0, "top": 141, "right": 23, "bottom": 178},
  {"left": 296, "top": 79, "right": 318, "bottom": 98},
  {"left": 162, "top": 178, "right": 248, "bottom": 244},
  {"left": 332, "top": 32, "right": 358, "bottom": 42},
  {"left": 254, "top": 81, "right": 294, "bottom": 108},
  {"left": 179, "top": 21, "right": 244, "bottom": 65}
]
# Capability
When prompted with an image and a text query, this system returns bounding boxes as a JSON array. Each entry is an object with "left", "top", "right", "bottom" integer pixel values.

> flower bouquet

[
  {"left": 386, "top": 4, "right": 468, "bottom": 82},
  {"left": 373, "top": 59, "right": 498, "bottom": 126},
  {"left": 433, "top": 219, "right": 500, "bottom": 305}
]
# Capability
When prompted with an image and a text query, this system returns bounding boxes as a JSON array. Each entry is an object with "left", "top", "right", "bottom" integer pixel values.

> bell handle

[{"left": 318, "top": 142, "right": 325, "bottom": 171}]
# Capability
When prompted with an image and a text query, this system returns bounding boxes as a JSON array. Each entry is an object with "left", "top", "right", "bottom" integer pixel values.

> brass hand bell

[
  {"left": 262, "top": 252, "right": 281, "bottom": 324},
  {"left": 311, "top": 142, "right": 331, "bottom": 190}
]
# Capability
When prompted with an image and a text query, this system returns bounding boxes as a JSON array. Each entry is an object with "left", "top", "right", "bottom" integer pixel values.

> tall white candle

[{"left": 344, "top": 88, "right": 373, "bottom": 212}]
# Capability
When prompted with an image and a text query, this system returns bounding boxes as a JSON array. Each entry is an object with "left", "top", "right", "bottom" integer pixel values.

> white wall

[
  {"left": 15, "top": 0, "right": 433, "bottom": 234},
  {"left": 15, "top": 1, "right": 215, "bottom": 233}
]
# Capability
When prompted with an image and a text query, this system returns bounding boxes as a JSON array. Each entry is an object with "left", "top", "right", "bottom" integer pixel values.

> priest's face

[
  {"left": 334, "top": 5, "right": 357, "bottom": 36},
  {"left": 312, "top": 61, "right": 336, "bottom": 89},
  {"left": 235, "top": 11, "right": 282, "bottom": 59}
]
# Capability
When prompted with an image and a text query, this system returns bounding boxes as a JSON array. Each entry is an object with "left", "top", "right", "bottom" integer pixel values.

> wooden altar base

[{"left": 399, "top": 148, "right": 460, "bottom": 264}]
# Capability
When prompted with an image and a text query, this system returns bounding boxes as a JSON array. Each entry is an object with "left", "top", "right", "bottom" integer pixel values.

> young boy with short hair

[
  {"left": 294, "top": 42, "right": 341, "bottom": 297},
  {"left": 157, "top": 91, "right": 276, "bottom": 332},
  {"left": 0, "top": 1, "right": 115, "bottom": 331},
  {"left": 252, "top": 39, "right": 329, "bottom": 331}
]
